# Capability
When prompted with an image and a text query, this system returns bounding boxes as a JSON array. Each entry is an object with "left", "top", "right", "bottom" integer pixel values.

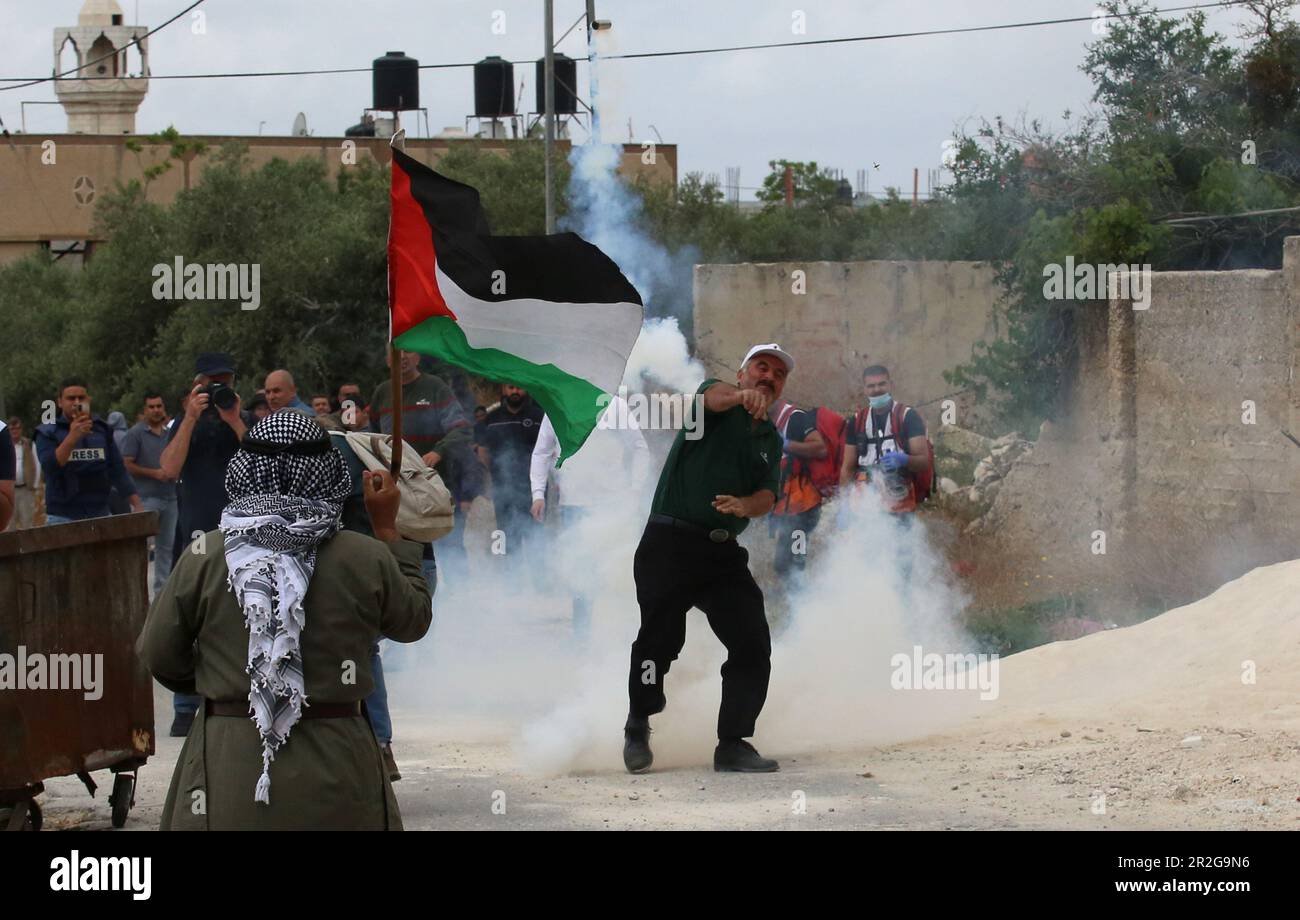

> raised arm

[
  {"left": 702, "top": 381, "right": 770, "bottom": 419},
  {"left": 363, "top": 470, "right": 432, "bottom": 643},
  {"left": 160, "top": 385, "right": 205, "bottom": 479}
]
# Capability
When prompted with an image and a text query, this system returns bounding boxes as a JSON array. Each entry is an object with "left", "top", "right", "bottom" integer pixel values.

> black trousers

[
  {"left": 628, "top": 522, "right": 772, "bottom": 740},
  {"left": 770, "top": 504, "right": 822, "bottom": 577},
  {"left": 494, "top": 495, "right": 538, "bottom": 562}
]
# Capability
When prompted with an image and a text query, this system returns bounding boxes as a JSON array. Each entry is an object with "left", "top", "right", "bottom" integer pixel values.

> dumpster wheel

[{"left": 109, "top": 773, "right": 135, "bottom": 829}]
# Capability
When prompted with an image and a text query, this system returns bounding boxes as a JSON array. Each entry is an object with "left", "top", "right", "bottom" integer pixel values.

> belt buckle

[{"left": 708, "top": 528, "right": 730, "bottom": 543}]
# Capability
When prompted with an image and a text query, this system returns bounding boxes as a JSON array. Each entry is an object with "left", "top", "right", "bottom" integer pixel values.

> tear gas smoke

[{"left": 384, "top": 35, "right": 987, "bottom": 776}]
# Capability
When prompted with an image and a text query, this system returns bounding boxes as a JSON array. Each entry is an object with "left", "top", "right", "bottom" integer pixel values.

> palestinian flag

[{"left": 387, "top": 147, "right": 643, "bottom": 461}]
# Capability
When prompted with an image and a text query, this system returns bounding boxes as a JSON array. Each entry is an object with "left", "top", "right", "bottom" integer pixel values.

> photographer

[
  {"left": 35, "top": 377, "right": 142, "bottom": 523},
  {"left": 158, "top": 352, "right": 252, "bottom": 736}
]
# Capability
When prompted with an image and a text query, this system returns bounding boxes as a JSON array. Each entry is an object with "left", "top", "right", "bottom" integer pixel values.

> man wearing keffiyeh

[{"left": 138, "top": 411, "right": 432, "bottom": 830}]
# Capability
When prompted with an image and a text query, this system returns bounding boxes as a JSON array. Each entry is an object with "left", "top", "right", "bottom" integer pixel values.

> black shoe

[
  {"left": 169, "top": 711, "right": 194, "bottom": 738},
  {"left": 714, "top": 739, "right": 779, "bottom": 773},
  {"left": 623, "top": 717, "right": 653, "bottom": 773}
]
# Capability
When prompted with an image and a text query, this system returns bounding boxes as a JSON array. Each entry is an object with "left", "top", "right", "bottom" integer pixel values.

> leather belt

[
  {"left": 647, "top": 513, "right": 733, "bottom": 543},
  {"left": 205, "top": 700, "right": 362, "bottom": 719}
]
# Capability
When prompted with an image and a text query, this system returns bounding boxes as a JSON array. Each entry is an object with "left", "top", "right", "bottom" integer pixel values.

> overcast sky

[{"left": 4, "top": 0, "right": 1262, "bottom": 200}]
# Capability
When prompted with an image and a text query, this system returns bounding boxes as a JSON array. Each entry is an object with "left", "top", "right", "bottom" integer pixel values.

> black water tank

[
  {"left": 535, "top": 53, "right": 578, "bottom": 114},
  {"left": 836, "top": 178, "right": 854, "bottom": 204},
  {"left": 474, "top": 56, "right": 515, "bottom": 117},
  {"left": 373, "top": 51, "right": 419, "bottom": 111}
]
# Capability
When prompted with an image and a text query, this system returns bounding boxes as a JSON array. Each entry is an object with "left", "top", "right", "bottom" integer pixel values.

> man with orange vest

[
  {"left": 768, "top": 400, "right": 830, "bottom": 576},
  {"left": 839, "top": 365, "right": 932, "bottom": 518}
]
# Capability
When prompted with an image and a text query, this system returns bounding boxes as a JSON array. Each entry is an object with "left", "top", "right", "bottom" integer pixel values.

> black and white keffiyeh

[{"left": 219, "top": 410, "right": 351, "bottom": 804}]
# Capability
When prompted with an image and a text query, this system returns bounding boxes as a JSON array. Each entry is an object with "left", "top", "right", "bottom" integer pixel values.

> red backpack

[
  {"left": 851, "top": 402, "right": 935, "bottom": 504},
  {"left": 772, "top": 405, "right": 848, "bottom": 514}
]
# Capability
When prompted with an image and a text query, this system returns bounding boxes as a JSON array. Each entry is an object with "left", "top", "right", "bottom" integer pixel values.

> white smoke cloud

[
  {"left": 381, "top": 34, "right": 983, "bottom": 779},
  {"left": 562, "top": 141, "right": 697, "bottom": 324},
  {"left": 384, "top": 466, "right": 982, "bottom": 777},
  {"left": 622, "top": 316, "right": 704, "bottom": 393},
  {"left": 509, "top": 480, "right": 981, "bottom": 775}
]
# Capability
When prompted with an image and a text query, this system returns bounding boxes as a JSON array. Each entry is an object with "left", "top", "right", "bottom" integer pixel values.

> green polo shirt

[{"left": 649, "top": 379, "right": 783, "bottom": 537}]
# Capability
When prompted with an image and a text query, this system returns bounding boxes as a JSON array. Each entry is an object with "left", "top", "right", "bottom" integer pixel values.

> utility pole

[
  {"left": 585, "top": 0, "right": 597, "bottom": 141},
  {"left": 545, "top": 0, "right": 603, "bottom": 231},
  {"left": 543, "top": 0, "right": 556, "bottom": 234}
]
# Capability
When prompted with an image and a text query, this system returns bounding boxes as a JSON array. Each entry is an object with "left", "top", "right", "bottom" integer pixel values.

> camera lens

[{"left": 212, "top": 386, "right": 238, "bottom": 411}]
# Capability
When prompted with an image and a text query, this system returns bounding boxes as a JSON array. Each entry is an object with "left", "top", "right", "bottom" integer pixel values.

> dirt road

[
  {"left": 35, "top": 556, "right": 1300, "bottom": 831},
  {"left": 35, "top": 685, "right": 1298, "bottom": 831}
]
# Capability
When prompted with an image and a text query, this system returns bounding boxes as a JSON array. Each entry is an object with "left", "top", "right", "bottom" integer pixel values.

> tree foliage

[
  {"left": 2, "top": 3, "right": 1297, "bottom": 435},
  {"left": 941, "top": 0, "right": 1300, "bottom": 428}
]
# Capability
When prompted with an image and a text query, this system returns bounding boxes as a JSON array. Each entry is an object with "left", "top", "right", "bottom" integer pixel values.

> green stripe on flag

[{"left": 395, "top": 315, "right": 607, "bottom": 463}]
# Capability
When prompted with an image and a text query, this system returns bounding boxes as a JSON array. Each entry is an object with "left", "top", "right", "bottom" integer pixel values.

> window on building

[{"left": 89, "top": 35, "right": 118, "bottom": 77}]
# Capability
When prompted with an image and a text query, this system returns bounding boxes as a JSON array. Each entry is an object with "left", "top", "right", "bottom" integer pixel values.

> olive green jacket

[{"left": 137, "top": 529, "right": 431, "bottom": 830}]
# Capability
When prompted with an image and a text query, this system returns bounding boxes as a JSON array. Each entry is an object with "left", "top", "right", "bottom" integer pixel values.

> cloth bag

[{"left": 343, "top": 432, "right": 454, "bottom": 542}]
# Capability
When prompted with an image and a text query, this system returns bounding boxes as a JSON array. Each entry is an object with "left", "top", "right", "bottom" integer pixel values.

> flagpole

[
  {"left": 389, "top": 128, "right": 407, "bottom": 477},
  {"left": 543, "top": 0, "right": 556, "bottom": 234}
]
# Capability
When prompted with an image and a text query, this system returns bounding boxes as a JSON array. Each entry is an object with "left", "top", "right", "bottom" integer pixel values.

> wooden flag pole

[
  {"left": 389, "top": 344, "right": 403, "bottom": 476},
  {"left": 389, "top": 127, "right": 407, "bottom": 477}
]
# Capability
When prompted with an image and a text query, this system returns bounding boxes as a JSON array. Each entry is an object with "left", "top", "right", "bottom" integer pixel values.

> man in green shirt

[
  {"left": 624, "top": 343, "right": 793, "bottom": 774},
  {"left": 368, "top": 349, "right": 483, "bottom": 584}
]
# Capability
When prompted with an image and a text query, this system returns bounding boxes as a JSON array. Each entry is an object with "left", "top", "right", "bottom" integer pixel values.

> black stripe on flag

[{"left": 394, "top": 148, "right": 643, "bottom": 307}]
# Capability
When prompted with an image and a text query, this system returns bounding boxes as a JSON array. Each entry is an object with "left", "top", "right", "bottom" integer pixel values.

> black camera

[{"left": 203, "top": 382, "right": 239, "bottom": 412}]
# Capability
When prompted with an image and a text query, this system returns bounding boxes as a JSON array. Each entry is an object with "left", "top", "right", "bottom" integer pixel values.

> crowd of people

[{"left": 0, "top": 342, "right": 931, "bottom": 828}]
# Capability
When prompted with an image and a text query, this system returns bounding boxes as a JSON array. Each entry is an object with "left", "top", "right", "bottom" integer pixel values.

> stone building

[{"left": 1, "top": 1, "right": 676, "bottom": 267}]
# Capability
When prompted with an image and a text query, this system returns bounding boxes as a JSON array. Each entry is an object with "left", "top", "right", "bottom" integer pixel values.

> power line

[
  {"left": 602, "top": 0, "right": 1254, "bottom": 62},
  {"left": 0, "top": 0, "right": 1254, "bottom": 88},
  {"left": 1162, "top": 205, "right": 1300, "bottom": 223},
  {"left": 1, "top": 0, "right": 207, "bottom": 92}
]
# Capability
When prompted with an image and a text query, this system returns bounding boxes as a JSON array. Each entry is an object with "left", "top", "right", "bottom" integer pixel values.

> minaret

[{"left": 53, "top": 0, "right": 150, "bottom": 134}]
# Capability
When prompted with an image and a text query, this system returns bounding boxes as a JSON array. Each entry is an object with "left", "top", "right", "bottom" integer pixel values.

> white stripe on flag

[{"left": 435, "top": 264, "right": 643, "bottom": 395}]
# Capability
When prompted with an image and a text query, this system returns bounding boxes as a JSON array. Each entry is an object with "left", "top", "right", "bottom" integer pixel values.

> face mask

[{"left": 869, "top": 393, "right": 893, "bottom": 410}]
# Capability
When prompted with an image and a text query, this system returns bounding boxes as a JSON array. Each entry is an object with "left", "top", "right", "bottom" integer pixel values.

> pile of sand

[{"left": 960, "top": 557, "right": 1300, "bottom": 735}]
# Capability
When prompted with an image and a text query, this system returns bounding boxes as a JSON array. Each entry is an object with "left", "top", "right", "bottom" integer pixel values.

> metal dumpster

[{"left": 0, "top": 512, "right": 158, "bottom": 830}]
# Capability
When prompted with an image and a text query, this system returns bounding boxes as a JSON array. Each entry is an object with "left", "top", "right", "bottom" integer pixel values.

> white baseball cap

[{"left": 741, "top": 343, "right": 795, "bottom": 374}]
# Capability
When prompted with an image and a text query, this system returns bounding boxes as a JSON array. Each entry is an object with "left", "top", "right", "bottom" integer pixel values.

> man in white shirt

[
  {"left": 5, "top": 416, "right": 41, "bottom": 530},
  {"left": 529, "top": 395, "right": 650, "bottom": 638}
]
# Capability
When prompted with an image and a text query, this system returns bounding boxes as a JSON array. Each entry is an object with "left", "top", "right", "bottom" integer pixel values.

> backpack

[
  {"left": 341, "top": 431, "right": 454, "bottom": 542},
  {"left": 852, "top": 402, "right": 936, "bottom": 505},
  {"left": 772, "top": 405, "right": 849, "bottom": 515}
]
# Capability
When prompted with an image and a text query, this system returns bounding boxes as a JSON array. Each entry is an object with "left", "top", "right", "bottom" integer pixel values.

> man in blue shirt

[
  {"left": 264, "top": 369, "right": 315, "bottom": 415},
  {"left": 34, "top": 378, "right": 142, "bottom": 523},
  {"left": 0, "top": 418, "right": 14, "bottom": 530},
  {"left": 122, "top": 392, "right": 179, "bottom": 596}
]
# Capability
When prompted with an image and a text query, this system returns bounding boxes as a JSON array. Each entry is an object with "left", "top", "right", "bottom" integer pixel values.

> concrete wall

[
  {"left": 985, "top": 237, "right": 1300, "bottom": 607},
  {"left": 693, "top": 260, "right": 1003, "bottom": 417}
]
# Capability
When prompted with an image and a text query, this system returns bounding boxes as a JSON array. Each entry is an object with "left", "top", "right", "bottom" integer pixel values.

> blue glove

[{"left": 880, "top": 450, "right": 909, "bottom": 473}]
